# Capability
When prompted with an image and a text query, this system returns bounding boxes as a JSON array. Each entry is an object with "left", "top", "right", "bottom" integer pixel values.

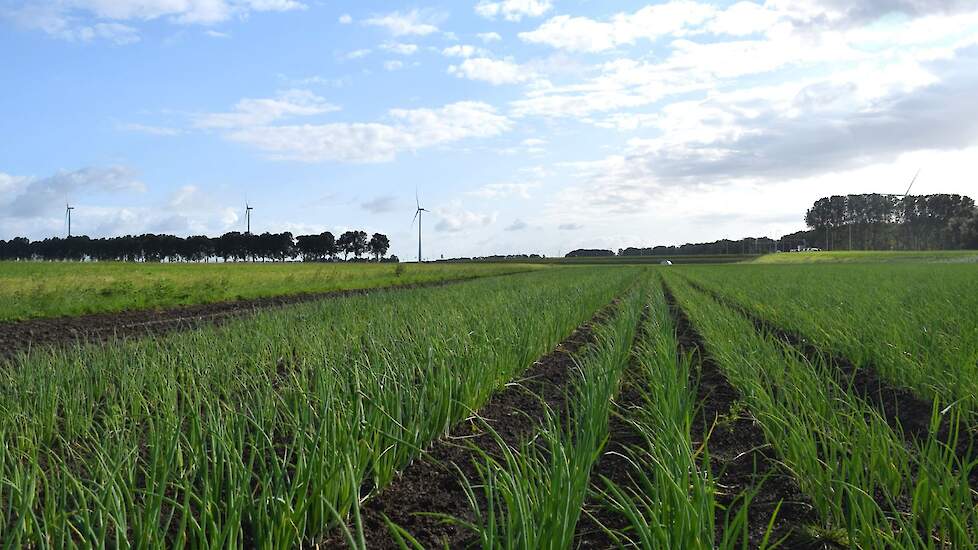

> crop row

[
  {"left": 678, "top": 263, "right": 978, "bottom": 422},
  {"left": 0, "top": 267, "right": 637, "bottom": 547},
  {"left": 664, "top": 273, "right": 978, "bottom": 548}
]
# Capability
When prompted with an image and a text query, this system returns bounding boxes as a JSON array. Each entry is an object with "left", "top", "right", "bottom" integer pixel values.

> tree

[
  {"left": 368, "top": 233, "right": 390, "bottom": 260},
  {"left": 337, "top": 231, "right": 354, "bottom": 260},
  {"left": 350, "top": 230, "right": 368, "bottom": 259}
]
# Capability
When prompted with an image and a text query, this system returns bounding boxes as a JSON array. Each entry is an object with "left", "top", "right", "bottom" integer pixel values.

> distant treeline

[
  {"left": 0, "top": 231, "right": 396, "bottom": 262},
  {"left": 435, "top": 254, "right": 546, "bottom": 262},
  {"left": 568, "top": 193, "right": 978, "bottom": 258}
]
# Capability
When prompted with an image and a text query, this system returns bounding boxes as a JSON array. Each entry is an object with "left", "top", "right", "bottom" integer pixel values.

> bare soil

[{"left": 315, "top": 299, "right": 621, "bottom": 549}]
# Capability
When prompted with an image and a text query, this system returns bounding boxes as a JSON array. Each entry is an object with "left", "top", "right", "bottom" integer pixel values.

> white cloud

[
  {"left": 345, "top": 48, "right": 372, "bottom": 60},
  {"left": 477, "top": 31, "right": 502, "bottom": 43},
  {"left": 469, "top": 182, "right": 536, "bottom": 199},
  {"left": 338, "top": 13, "right": 352, "bottom": 24},
  {"left": 434, "top": 202, "right": 498, "bottom": 232},
  {"left": 519, "top": 1, "right": 716, "bottom": 52},
  {"left": 361, "top": 195, "right": 398, "bottom": 213},
  {"left": 364, "top": 9, "right": 442, "bottom": 36},
  {"left": 204, "top": 29, "right": 230, "bottom": 38},
  {"left": 475, "top": 0, "right": 552, "bottom": 22},
  {"left": 223, "top": 101, "right": 512, "bottom": 163},
  {"left": 380, "top": 42, "right": 418, "bottom": 55},
  {"left": 117, "top": 122, "right": 183, "bottom": 136},
  {"left": 8, "top": 0, "right": 304, "bottom": 42},
  {"left": 194, "top": 89, "right": 340, "bottom": 129},
  {"left": 442, "top": 44, "right": 483, "bottom": 58},
  {"left": 0, "top": 166, "right": 146, "bottom": 219},
  {"left": 448, "top": 57, "right": 536, "bottom": 85},
  {"left": 383, "top": 60, "right": 405, "bottom": 71},
  {"left": 504, "top": 218, "right": 528, "bottom": 231}
]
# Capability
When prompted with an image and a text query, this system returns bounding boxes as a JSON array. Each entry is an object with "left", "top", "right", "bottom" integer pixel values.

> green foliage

[
  {"left": 665, "top": 275, "right": 978, "bottom": 548},
  {"left": 0, "top": 261, "right": 541, "bottom": 321},
  {"left": 0, "top": 268, "right": 640, "bottom": 547},
  {"left": 754, "top": 250, "right": 978, "bottom": 264},
  {"left": 683, "top": 262, "right": 978, "bottom": 420}
]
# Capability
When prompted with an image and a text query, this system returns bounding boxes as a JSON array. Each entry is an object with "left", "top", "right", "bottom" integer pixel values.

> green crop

[
  {"left": 0, "top": 261, "right": 542, "bottom": 321},
  {"left": 585, "top": 280, "right": 722, "bottom": 549},
  {"left": 451, "top": 277, "right": 646, "bottom": 549},
  {"left": 666, "top": 274, "right": 978, "bottom": 549},
  {"left": 679, "top": 263, "right": 978, "bottom": 421},
  {"left": 0, "top": 267, "right": 638, "bottom": 547}
]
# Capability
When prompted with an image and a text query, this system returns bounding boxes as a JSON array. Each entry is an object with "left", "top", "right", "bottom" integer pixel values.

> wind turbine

[
  {"left": 245, "top": 201, "right": 254, "bottom": 235},
  {"left": 896, "top": 169, "right": 921, "bottom": 250},
  {"left": 65, "top": 203, "right": 75, "bottom": 237},
  {"left": 411, "top": 190, "right": 428, "bottom": 263}
]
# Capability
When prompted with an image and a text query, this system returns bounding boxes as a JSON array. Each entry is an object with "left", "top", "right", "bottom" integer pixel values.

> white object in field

[{"left": 660, "top": 260, "right": 673, "bottom": 265}]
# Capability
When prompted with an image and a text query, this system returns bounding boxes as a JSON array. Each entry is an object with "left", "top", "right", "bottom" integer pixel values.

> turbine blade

[
  {"left": 903, "top": 169, "right": 920, "bottom": 196},
  {"left": 415, "top": 188, "right": 420, "bottom": 210},
  {"left": 411, "top": 208, "right": 419, "bottom": 227}
]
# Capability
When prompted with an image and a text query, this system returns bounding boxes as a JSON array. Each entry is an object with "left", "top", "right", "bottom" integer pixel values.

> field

[
  {"left": 753, "top": 250, "right": 978, "bottom": 264},
  {"left": 1, "top": 260, "right": 977, "bottom": 548},
  {"left": 0, "top": 261, "right": 538, "bottom": 321}
]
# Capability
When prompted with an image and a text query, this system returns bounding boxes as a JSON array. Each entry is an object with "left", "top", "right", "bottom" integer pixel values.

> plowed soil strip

[
  {"left": 573, "top": 303, "right": 650, "bottom": 549},
  {"left": 317, "top": 298, "right": 621, "bottom": 549},
  {"left": 685, "top": 278, "right": 977, "bottom": 466},
  {"left": 664, "top": 283, "right": 821, "bottom": 548},
  {"left": 0, "top": 273, "right": 519, "bottom": 363}
]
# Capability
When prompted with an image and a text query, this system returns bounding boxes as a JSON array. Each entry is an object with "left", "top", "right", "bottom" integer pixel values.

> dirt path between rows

[
  {"left": 664, "top": 282, "right": 826, "bottom": 549},
  {"left": 685, "top": 278, "right": 977, "bottom": 475},
  {"left": 0, "top": 273, "right": 519, "bottom": 363},
  {"left": 315, "top": 297, "right": 623, "bottom": 549}
]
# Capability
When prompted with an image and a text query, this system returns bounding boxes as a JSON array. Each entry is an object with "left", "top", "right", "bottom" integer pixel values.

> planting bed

[
  {"left": 4, "top": 261, "right": 977, "bottom": 548},
  {"left": 664, "top": 283, "right": 821, "bottom": 548},
  {"left": 0, "top": 271, "right": 526, "bottom": 363},
  {"left": 685, "top": 279, "right": 971, "bottom": 454},
  {"left": 322, "top": 298, "right": 618, "bottom": 548}
]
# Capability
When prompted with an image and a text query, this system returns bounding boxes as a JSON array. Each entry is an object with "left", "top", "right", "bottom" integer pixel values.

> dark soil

[
  {"left": 663, "top": 283, "right": 828, "bottom": 549},
  {"left": 0, "top": 274, "right": 514, "bottom": 364},
  {"left": 316, "top": 299, "right": 621, "bottom": 549},
  {"left": 685, "top": 279, "right": 978, "bottom": 472}
]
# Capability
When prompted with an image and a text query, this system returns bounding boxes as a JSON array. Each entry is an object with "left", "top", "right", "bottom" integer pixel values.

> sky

[{"left": 2, "top": 0, "right": 978, "bottom": 260}]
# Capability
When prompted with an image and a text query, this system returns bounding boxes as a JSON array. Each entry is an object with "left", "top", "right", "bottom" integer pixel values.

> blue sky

[{"left": 2, "top": 0, "right": 978, "bottom": 259}]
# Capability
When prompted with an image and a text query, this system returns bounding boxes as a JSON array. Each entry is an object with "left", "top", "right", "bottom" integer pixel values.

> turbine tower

[
  {"left": 65, "top": 203, "right": 75, "bottom": 237},
  {"left": 245, "top": 202, "right": 254, "bottom": 235},
  {"left": 411, "top": 190, "right": 428, "bottom": 263}
]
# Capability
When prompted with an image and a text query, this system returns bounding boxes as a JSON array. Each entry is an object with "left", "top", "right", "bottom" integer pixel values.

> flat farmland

[
  {"left": 2, "top": 261, "right": 977, "bottom": 549},
  {"left": 0, "top": 261, "right": 539, "bottom": 321}
]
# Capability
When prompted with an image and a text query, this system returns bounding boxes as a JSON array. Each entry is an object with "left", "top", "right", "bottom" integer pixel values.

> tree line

[
  {"left": 568, "top": 193, "right": 978, "bottom": 258},
  {"left": 0, "top": 230, "right": 395, "bottom": 262},
  {"left": 802, "top": 193, "right": 977, "bottom": 250}
]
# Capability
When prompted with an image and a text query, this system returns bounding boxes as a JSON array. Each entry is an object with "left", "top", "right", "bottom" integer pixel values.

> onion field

[{"left": 1, "top": 262, "right": 976, "bottom": 549}]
